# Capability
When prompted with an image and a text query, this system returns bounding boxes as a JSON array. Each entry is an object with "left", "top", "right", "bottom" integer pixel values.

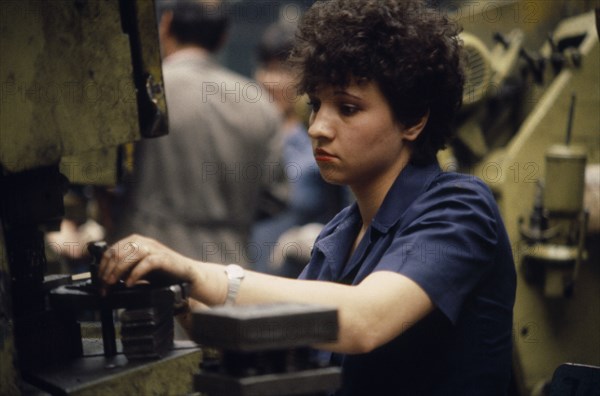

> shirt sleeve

[{"left": 373, "top": 178, "right": 499, "bottom": 324}]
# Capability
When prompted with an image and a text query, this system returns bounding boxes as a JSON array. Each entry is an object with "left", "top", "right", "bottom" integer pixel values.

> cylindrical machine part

[{"left": 544, "top": 144, "right": 587, "bottom": 214}]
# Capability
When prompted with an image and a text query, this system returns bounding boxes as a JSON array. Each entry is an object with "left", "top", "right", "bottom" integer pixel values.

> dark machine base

[
  {"left": 23, "top": 340, "right": 201, "bottom": 395},
  {"left": 191, "top": 303, "right": 342, "bottom": 396},
  {"left": 195, "top": 367, "right": 342, "bottom": 396}
]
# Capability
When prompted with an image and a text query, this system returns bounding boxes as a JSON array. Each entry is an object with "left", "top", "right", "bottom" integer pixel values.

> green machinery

[
  {"left": 1, "top": 1, "right": 201, "bottom": 394},
  {"left": 446, "top": 1, "right": 600, "bottom": 394},
  {"left": 1, "top": 1, "right": 599, "bottom": 395}
]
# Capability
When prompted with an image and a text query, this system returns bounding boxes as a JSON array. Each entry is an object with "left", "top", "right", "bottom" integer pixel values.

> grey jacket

[{"left": 117, "top": 49, "right": 286, "bottom": 264}]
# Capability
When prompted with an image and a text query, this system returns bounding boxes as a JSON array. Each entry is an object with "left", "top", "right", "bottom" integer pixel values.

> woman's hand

[{"left": 99, "top": 234, "right": 196, "bottom": 289}]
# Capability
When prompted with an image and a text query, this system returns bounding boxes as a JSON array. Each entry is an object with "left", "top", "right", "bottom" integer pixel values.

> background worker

[
  {"left": 250, "top": 21, "right": 349, "bottom": 276},
  {"left": 113, "top": 0, "right": 286, "bottom": 265}
]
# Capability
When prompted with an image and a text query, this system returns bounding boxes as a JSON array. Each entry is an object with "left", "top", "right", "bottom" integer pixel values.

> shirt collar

[
  {"left": 312, "top": 161, "right": 441, "bottom": 278},
  {"left": 163, "top": 47, "right": 212, "bottom": 67},
  {"left": 314, "top": 204, "right": 361, "bottom": 259},
  {"left": 370, "top": 161, "right": 441, "bottom": 233}
]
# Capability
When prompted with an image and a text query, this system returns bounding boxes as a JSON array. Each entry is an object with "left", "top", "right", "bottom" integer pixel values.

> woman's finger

[
  {"left": 111, "top": 240, "right": 149, "bottom": 283},
  {"left": 100, "top": 236, "right": 151, "bottom": 285},
  {"left": 126, "top": 253, "right": 164, "bottom": 287}
]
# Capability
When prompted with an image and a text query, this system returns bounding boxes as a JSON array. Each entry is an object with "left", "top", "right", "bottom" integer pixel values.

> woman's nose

[{"left": 307, "top": 108, "right": 335, "bottom": 140}]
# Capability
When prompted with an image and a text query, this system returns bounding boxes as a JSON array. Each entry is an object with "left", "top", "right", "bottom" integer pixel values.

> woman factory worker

[{"left": 100, "top": 1, "right": 516, "bottom": 394}]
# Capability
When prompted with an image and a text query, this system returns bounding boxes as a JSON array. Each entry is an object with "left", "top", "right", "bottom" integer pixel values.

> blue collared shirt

[{"left": 299, "top": 162, "right": 516, "bottom": 395}]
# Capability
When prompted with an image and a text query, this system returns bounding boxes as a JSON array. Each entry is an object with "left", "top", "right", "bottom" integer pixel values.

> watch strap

[{"left": 224, "top": 264, "right": 245, "bottom": 305}]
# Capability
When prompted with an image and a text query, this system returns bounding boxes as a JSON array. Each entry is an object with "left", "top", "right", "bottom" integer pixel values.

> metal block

[{"left": 191, "top": 303, "right": 338, "bottom": 352}]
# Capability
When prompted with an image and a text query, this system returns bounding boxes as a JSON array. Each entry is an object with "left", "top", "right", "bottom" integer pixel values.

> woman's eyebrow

[{"left": 333, "top": 90, "right": 363, "bottom": 101}]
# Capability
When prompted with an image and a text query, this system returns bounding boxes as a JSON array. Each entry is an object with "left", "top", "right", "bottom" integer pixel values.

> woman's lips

[{"left": 314, "top": 148, "right": 336, "bottom": 162}]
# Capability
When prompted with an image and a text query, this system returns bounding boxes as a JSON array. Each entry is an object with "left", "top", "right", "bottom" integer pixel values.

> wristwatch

[{"left": 224, "top": 264, "right": 245, "bottom": 305}]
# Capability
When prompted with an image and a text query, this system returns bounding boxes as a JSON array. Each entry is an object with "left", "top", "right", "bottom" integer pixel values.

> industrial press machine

[{"left": 1, "top": 1, "right": 599, "bottom": 395}]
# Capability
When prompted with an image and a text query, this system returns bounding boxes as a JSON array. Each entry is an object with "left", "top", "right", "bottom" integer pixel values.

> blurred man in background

[
  {"left": 113, "top": 0, "right": 286, "bottom": 266},
  {"left": 250, "top": 22, "right": 349, "bottom": 276}
]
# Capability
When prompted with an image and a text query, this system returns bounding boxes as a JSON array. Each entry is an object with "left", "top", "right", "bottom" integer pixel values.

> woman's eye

[{"left": 340, "top": 104, "right": 358, "bottom": 116}]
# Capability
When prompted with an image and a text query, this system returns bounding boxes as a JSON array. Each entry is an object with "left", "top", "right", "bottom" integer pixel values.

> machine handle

[{"left": 88, "top": 241, "right": 108, "bottom": 289}]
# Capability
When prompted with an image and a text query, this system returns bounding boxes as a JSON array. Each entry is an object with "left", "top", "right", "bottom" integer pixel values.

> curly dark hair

[{"left": 290, "top": 0, "right": 464, "bottom": 164}]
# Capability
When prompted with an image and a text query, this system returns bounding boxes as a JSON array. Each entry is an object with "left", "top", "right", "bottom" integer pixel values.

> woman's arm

[{"left": 99, "top": 234, "right": 434, "bottom": 354}]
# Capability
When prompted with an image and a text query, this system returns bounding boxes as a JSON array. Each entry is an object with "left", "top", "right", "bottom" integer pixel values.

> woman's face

[{"left": 307, "top": 80, "right": 415, "bottom": 190}]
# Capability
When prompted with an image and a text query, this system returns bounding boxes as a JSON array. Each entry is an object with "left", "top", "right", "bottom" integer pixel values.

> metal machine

[
  {"left": 191, "top": 303, "right": 341, "bottom": 396},
  {"left": 1, "top": 1, "right": 341, "bottom": 395},
  {"left": 446, "top": 1, "right": 600, "bottom": 394},
  {"left": 0, "top": 1, "right": 204, "bottom": 394},
  {"left": 1, "top": 0, "right": 599, "bottom": 395}
]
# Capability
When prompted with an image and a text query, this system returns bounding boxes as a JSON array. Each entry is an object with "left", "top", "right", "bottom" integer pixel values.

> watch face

[{"left": 227, "top": 264, "right": 245, "bottom": 279}]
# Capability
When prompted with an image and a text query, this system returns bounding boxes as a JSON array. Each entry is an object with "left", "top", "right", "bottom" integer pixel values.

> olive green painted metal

[
  {"left": 459, "top": 11, "right": 599, "bottom": 396},
  {"left": 72, "top": 349, "right": 201, "bottom": 396},
  {"left": 0, "top": 0, "right": 139, "bottom": 176},
  {"left": 39, "top": 346, "right": 203, "bottom": 396}
]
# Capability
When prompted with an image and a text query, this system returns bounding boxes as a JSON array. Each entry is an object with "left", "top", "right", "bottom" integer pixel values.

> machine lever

[
  {"left": 87, "top": 241, "right": 118, "bottom": 357},
  {"left": 88, "top": 240, "right": 108, "bottom": 290}
]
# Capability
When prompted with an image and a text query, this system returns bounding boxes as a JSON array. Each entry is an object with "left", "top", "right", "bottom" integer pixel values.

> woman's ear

[{"left": 401, "top": 110, "right": 429, "bottom": 142}]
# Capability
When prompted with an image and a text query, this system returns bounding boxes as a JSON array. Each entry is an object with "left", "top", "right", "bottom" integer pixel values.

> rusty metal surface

[
  {"left": 0, "top": 0, "right": 140, "bottom": 174},
  {"left": 27, "top": 341, "right": 201, "bottom": 396}
]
